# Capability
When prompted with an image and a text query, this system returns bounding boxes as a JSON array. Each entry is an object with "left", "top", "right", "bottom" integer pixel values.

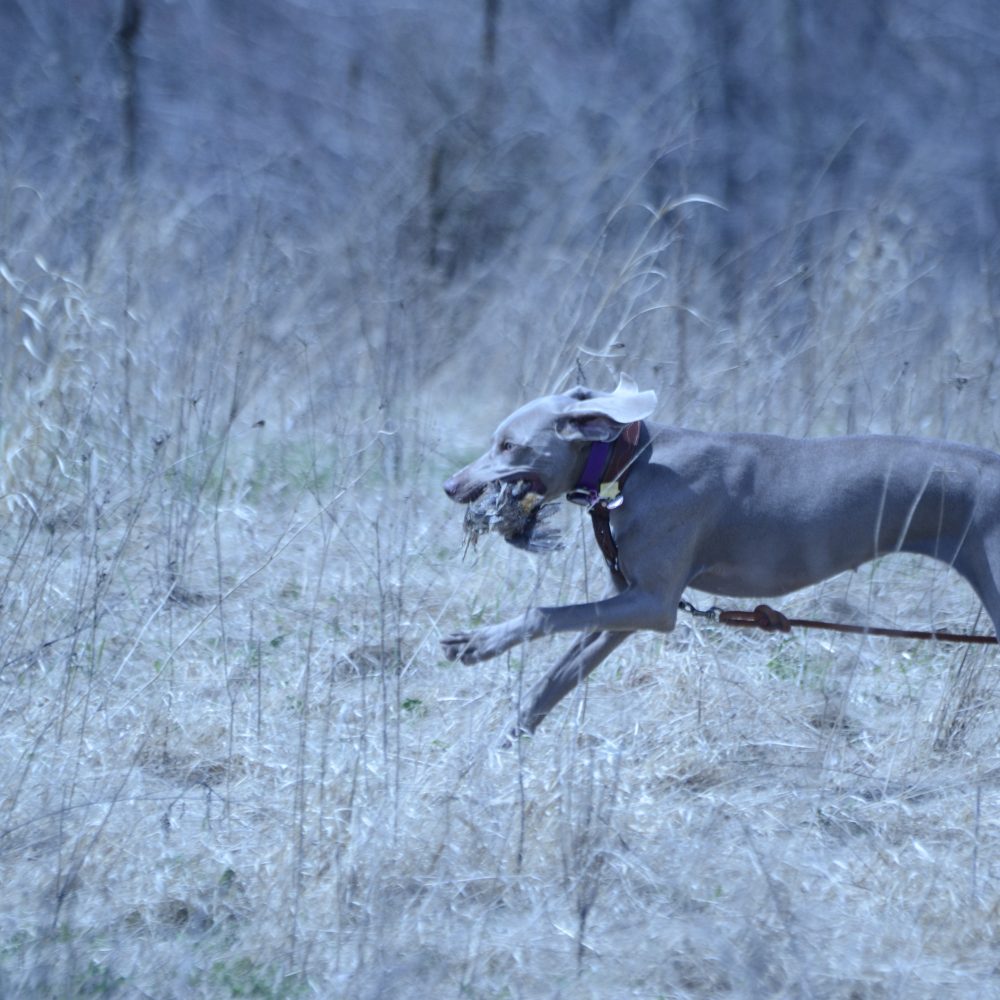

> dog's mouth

[
  {"left": 454, "top": 474, "right": 546, "bottom": 505},
  {"left": 499, "top": 473, "right": 547, "bottom": 500}
]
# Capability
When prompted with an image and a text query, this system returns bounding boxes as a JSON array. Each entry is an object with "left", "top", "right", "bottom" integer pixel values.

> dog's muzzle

[{"left": 444, "top": 473, "right": 546, "bottom": 504}]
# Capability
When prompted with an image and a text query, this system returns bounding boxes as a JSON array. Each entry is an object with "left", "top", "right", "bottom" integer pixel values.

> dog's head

[{"left": 443, "top": 375, "right": 657, "bottom": 504}]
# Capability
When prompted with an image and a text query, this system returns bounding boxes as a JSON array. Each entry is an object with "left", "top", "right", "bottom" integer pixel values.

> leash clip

[
  {"left": 566, "top": 488, "right": 599, "bottom": 509},
  {"left": 566, "top": 485, "right": 624, "bottom": 511}
]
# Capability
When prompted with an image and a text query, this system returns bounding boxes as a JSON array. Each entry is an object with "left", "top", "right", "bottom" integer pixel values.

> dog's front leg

[
  {"left": 441, "top": 588, "right": 673, "bottom": 664},
  {"left": 509, "top": 629, "right": 633, "bottom": 739},
  {"left": 440, "top": 616, "right": 532, "bottom": 664}
]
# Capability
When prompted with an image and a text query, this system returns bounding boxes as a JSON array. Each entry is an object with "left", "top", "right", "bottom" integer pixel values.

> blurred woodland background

[
  {"left": 3, "top": 2, "right": 1000, "bottom": 998},
  {"left": 3, "top": 0, "right": 999, "bottom": 442}
]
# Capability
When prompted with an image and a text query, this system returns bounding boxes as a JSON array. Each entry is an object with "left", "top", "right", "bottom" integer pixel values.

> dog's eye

[{"left": 500, "top": 440, "right": 516, "bottom": 453}]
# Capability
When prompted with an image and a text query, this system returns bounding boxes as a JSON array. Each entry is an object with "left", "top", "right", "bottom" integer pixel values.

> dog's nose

[{"left": 443, "top": 476, "right": 461, "bottom": 499}]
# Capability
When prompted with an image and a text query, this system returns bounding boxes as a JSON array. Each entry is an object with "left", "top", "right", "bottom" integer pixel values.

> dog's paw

[
  {"left": 441, "top": 626, "right": 513, "bottom": 664},
  {"left": 441, "top": 632, "right": 473, "bottom": 662}
]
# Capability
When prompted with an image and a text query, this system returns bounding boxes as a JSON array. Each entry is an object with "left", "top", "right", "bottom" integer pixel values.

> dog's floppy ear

[{"left": 556, "top": 374, "right": 657, "bottom": 441}]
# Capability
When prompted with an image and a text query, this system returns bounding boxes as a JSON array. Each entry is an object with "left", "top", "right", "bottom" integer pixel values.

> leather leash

[{"left": 679, "top": 600, "right": 998, "bottom": 645}]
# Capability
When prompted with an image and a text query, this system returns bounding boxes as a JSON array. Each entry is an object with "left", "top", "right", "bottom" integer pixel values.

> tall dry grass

[{"left": 1, "top": 170, "right": 1000, "bottom": 1000}]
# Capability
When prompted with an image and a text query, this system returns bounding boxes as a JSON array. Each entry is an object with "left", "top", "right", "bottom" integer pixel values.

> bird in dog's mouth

[{"left": 462, "top": 479, "right": 562, "bottom": 554}]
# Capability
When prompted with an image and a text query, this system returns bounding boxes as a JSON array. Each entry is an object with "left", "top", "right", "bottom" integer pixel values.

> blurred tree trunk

[
  {"left": 427, "top": 144, "right": 446, "bottom": 271},
  {"left": 117, "top": 0, "right": 142, "bottom": 191},
  {"left": 605, "top": 0, "right": 633, "bottom": 40},
  {"left": 783, "top": 0, "right": 809, "bottom": 215},
  {"left": 781, "top": 0, "right": 819, "bottom": 428},
  {"left": 116, "top": 0, "right": 142, "bottom": 482},
  {"left": 482, "top": 0, "right": 500, "bottom": 69},
  {"left": 711, "top": 0, "right": 742, "bottom": 324},
  {"left": 426, "top": 0, "right": 503, "bottom": 274}
]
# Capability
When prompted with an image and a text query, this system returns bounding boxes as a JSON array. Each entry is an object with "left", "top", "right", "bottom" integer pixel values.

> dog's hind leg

[
  {"left": 952, "top": 531, "right": 1000, "bottom": 638},
  {"left": 509, "top": 630, "right": 633, "bottom": 740},
  {"left": 974, "top": 530, "right": 1000, "bottom": 637}
]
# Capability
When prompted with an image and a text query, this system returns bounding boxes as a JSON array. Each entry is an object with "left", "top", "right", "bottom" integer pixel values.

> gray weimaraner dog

[{"left": 443, "top": 376, "right": 1000, "bottom": 734}]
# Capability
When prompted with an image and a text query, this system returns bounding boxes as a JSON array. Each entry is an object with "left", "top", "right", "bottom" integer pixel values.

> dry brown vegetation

[
  {"left": 2, "top": 190, "right": 1000, "bottom": 1000},
  {"left": 3, "top": 3, "right": 1000, "bottom": 996}
]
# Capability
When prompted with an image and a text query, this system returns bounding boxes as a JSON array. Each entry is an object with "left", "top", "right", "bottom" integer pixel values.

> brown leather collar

[{"left": 582, "top": 420, "right": 643, "bottom": 587}]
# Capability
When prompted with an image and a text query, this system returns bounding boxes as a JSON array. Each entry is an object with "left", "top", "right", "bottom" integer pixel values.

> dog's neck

[{"left": 566, "top": 421, "right": 644, "bottom": 510}]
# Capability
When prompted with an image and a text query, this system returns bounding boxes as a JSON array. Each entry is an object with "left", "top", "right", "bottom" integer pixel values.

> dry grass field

[
  {"left": 3, "top": 7, "right": 1000, "bottom": 991},
  {"left": 2, "top": 184, "right": 1000, "bottom": 1000}
]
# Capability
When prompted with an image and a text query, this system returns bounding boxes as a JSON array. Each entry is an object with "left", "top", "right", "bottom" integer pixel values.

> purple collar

[
  {"left": 565, "top": 421, "right": 643, "bottom": 511},
  {"left": 566, "top": 441, "right": 616, "bottom": 509}
]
